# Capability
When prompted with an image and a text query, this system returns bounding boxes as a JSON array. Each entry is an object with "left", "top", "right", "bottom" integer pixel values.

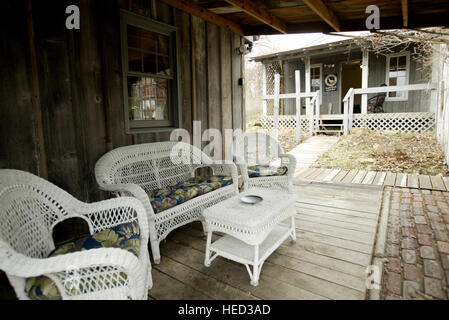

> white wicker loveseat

[
  {"left": 95, "top": 141, "right": 239, "bottom": 264},
  {"left": 0, "top": 169, "right": 152, "bottom": 300},
  {"left": 234, "top": 131, "right": 296, "bottom": 192}
]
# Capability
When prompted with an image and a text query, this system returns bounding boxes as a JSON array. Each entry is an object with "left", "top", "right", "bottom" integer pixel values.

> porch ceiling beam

[
  {"left": 302, "top": 0, "right": 341, "bottom": 32},
  {"left": 223, "top": 0, "right": 287, "bottom": 34},
  {"left": 161, "top": 0, "right": 245, "bottom": 35},
  {"left": 401, "top": 0, "right": 409, "bottom": 27}
]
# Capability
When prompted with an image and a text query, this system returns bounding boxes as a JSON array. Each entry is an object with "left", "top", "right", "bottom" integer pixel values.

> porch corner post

[
  {"left": 305, "top": 55, "right": 311, "bottom": 116},
  {"left": 343, "top": 100, "right": 349, "bottom": 135},
  {"left": 361, "top": 49, "right": 369, "bottom": 114},
  {"left": 349, "top": 92, "right": 354, "bottom": 131},
  {"left": 273, "top": 73, "right": 280, "bottom": 141},
  {"left": 309, "top": 103, "right": 314, "bottom": 136},
  {"left": 315, "top": 93, "right": 320, "bottom": 132},
  {"left": 295, "top": 70, "right": 301, "bottom": 142},
  {"left": 262, "top": 64, "right": 267, "bottom": 116}
]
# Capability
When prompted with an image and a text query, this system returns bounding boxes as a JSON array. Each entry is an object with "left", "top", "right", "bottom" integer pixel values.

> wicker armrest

[
  {"left": 74, "top": 197, "right": 149, "bottom": 239},
  {"left": 97, "top": 183, "right": 156, "bottom": 219},
  {"left": 0, "top": 243, "right": 140, "bottom": 279},
  {"left": 279, "top": 153, "right": 297, "bottom": 178}
]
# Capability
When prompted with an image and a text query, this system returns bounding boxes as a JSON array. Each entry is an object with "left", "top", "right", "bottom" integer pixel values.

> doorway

[{"left": 341, "top": 61, "right": 362, "bottom": 113}]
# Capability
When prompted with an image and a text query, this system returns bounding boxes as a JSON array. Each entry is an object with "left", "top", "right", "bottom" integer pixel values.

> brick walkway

[{"left": 382, "top": 187, "right": 449, "bottom": 300}]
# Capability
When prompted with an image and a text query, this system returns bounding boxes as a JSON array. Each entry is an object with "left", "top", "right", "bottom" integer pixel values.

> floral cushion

[
  {"left": 148, "top": 175, "right": 233, "bottom": 214},
  {"left": 247, "top": 165, "right": 288, "bottom": 178},
  {"left": 25, "top": 221, "right": 140, "bottom": 300}
]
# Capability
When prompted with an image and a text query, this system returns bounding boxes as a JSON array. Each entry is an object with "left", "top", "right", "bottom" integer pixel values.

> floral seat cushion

[
  {"left": 147, "top": 175, "right": 233, "bottom": 214},
  {"left": 25, "top": 221, "right": 140, "bottom": 300},
  {"left": 247, "top": 165, "right": 288, "bottom": 178}
]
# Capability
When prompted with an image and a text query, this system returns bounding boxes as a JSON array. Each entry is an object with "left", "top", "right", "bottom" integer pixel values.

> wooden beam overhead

[
  {"left": 302, "top": 0, "right": 341, "bottom": 32},
  {"left": 401, "top": 0, "right": 409, "bottom": 27},
  {"left": 223, "top": 0, "right": 287, "bottom": 34},
  {"left": 161, "top": 0, "right": 245, "bottom": 35}
]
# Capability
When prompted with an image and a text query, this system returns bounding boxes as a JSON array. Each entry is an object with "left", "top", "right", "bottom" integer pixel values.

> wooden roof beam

[
  {"left": 161, "top": 0, "right": 245, "bottom": 35},
  {"left": 223, "top": 0, "right": 287, "bottom": 34},
  {"left": 401, "top": 0, "right": 409, "bottom": 27},
  {"left": 302, "top": 0, "right": 341, "bottom": 32}
]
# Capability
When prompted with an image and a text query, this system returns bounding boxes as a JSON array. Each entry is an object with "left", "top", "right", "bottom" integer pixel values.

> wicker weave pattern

[
  {"left": 203, "top": 188, "right": 298, "bottom": 286},
  {"left": 203, "top": 188, "right": 297, "bottom": 245},
  {"left": 95, "top": 141, "right": 239, "bottom": 264},
  {"left": 234, "top": 132, "right": 296, "bottom": 192},
  {"left": 0, "top": 169, "right": 152, "bottom": 300}
]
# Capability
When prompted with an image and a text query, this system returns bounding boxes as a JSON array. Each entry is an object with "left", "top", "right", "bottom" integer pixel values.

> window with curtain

[
  {"left": 121, "top": 11, "right": 178, "bottom": 133},
  {"left": 386, "top": 52, "right": 409, "bottom": 101}
]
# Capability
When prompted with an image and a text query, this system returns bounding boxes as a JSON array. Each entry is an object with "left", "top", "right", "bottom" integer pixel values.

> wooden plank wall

[
  {"left": 0, "top": 0, "right": 245, "bottom": 202},
  {"left": 367, "top": 51, "right": 431, "bottom": 113}
]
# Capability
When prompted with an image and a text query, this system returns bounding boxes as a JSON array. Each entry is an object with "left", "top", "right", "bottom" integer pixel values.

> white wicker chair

[
  {"left": 234, "top": 131, "right": 296, "bottom": 192},
  {"left": 0, "top": 169, "right": 152, "bottom": 300},
  {"left": 94, "top": 141, "right": 239, "bottom": 264}
]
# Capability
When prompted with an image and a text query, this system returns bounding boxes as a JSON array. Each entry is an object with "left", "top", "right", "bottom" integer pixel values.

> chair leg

[
  {"left": 148, "top": 220, "right": 161, "bottom": 264},
  {"left": 201, "top": 220, "right": 208, "bottom": 235},
  {"left": 149, "top": 239, "right": 161, "bottom": 264}
]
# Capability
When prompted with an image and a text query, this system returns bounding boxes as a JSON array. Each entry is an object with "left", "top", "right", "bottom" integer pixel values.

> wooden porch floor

[
  {"left": 148, "top": 181, "right": 383, "bottom": 300},
  {"left": 295, "top": 167, "right": 449, "bottom": 192}
]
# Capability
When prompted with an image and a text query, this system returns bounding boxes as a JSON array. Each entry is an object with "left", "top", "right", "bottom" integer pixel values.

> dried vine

[{"left": 331, "top": 28, "right": 449, "bottom": 78}]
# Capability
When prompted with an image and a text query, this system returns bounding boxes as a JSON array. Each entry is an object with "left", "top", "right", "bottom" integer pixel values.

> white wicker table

[{"left": 203, "top": 188, "right": 297, "bottom": 286}]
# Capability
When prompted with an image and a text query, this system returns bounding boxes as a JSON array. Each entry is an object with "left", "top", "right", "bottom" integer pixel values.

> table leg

[
  {"left": 204, "top": 231, "right": 213, "bottom": 267},
  {"left": 290, "top": 215, "right": 296, "bottom": 241},
  {"left": 250, "top": 245, "right": 260, "bottom": 286}
]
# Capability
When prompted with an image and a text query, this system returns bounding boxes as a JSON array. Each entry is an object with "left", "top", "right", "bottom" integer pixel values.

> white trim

[
  {"left": 385, "top": 51, "right": 410, "bottom": 102},
  {"left": 310, "top": 63, "right": 323, "bottom": 107},
  {"left": 353, "top": 83, "right": 437, "bottom": 95},
  {"left": 305, "top": 56, "right": 311, "bottom": 116},
  {"left": 361, "top": 49, "right": 369, "bottom": 114}
]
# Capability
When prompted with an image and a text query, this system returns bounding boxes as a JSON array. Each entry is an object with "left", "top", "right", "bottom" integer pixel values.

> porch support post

[
  {"left": 343, "top": 88, "right": 353, "bottom": 135},
  {"left": 343, "top": 100, "right": 349, "bottom": 135},
  {"left": 295, "top": 70, "right": 301, "bottom": 143},
  {"left": 361, "top": 49, "right": 369, "bottom": 114},
  {"left": 262, "top": 65, "right": 267, "bottom": 116},
  {"left": 305, "top": 55, "right": 311, "bottom": 116},
  {"left": 315, "top": 92, "right": 320, "bottom": 132},
  {"left": 349, "top": 92, "right": 354, "bottom": 131},
  {"left": 273, "top": 73, "right": 280, "bottom": 141}
]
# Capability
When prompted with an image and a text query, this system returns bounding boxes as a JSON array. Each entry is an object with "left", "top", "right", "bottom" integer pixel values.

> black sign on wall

[{"left": 324, "top": 74, "right": 338, "bottom": 92}]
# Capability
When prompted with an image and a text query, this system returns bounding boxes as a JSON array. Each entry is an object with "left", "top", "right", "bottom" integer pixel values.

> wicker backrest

[
  {"left": 0, "top": 170, "right": 73, "bottom": 258},
  {"left": 95, "top": 141, "right": 209, "bottom": 192},
  {"left": 234, "top": 132, "right": 284, "bottom": 166}
]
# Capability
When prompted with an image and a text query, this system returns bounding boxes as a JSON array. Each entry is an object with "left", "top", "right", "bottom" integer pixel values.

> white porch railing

[
  {"left": 262, "top": 71, "right": 320, "bottom": 142},
  {"left": 343, "top": 83, "right": 438, "bottom": 135}
]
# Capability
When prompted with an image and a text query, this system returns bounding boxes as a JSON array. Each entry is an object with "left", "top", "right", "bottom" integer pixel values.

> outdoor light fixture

[{"left": 238, "top": 42, "right": 253, "bottom": 55}]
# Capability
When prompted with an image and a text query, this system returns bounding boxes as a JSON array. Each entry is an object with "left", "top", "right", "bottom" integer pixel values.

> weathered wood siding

[
  {"left": 0, "top": 0, "right": 245, "bottom": 202},
  {"left": 311, "top": 51, "right": 362, "bottom": 114},
  {"left": 367, "top": 51, "right": 431, "bottom": 113}
]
